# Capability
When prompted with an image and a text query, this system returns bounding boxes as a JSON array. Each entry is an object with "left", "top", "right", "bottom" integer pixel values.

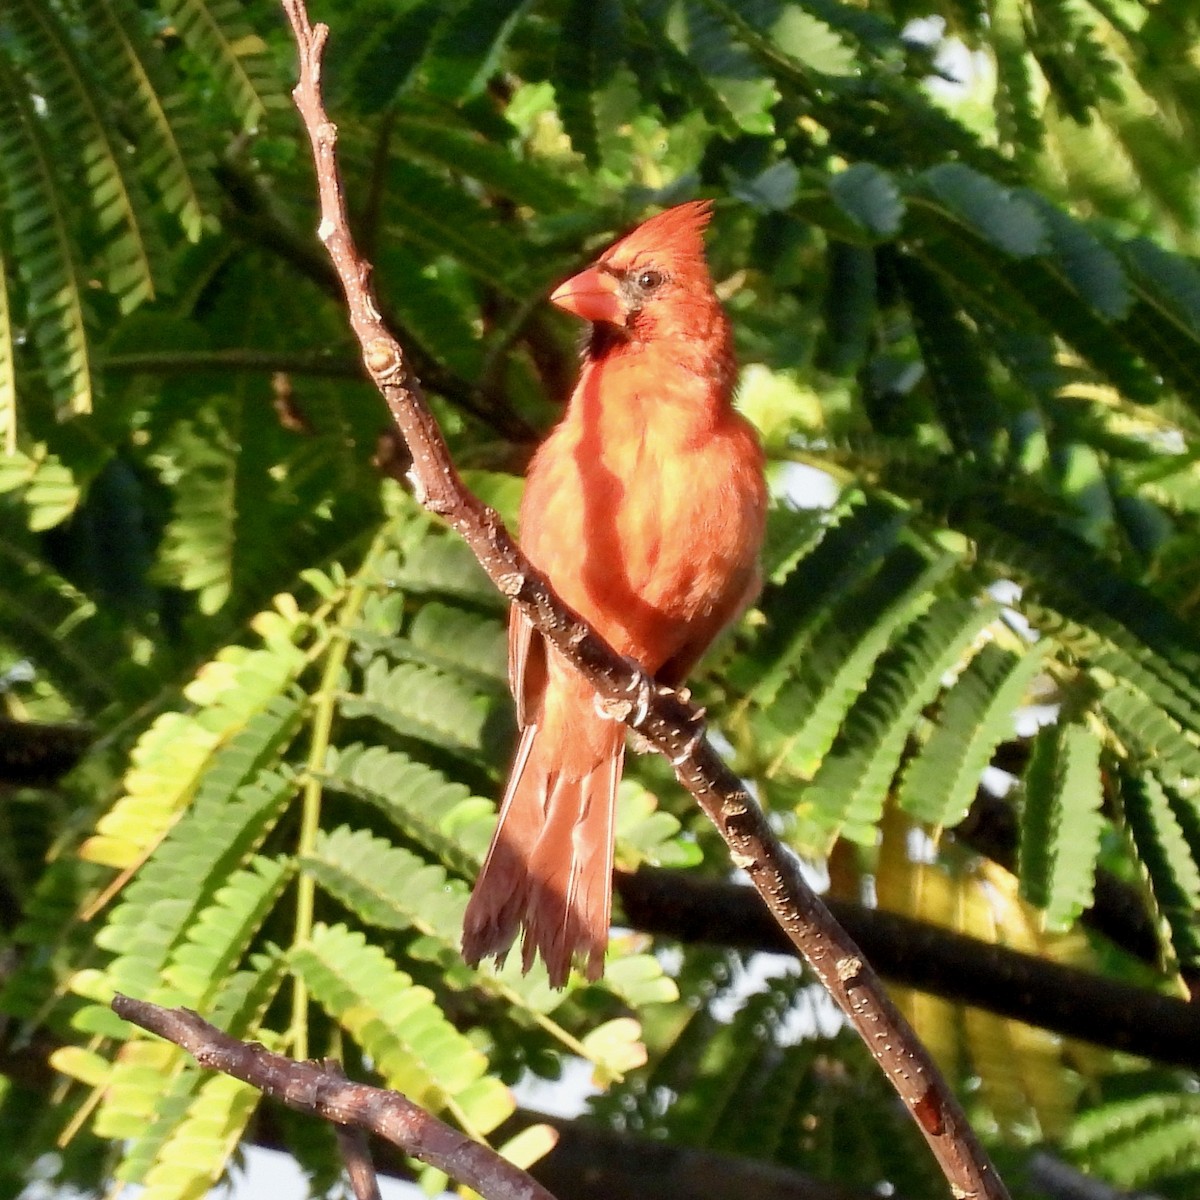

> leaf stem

[{"left": 290, "top": 558, "right": 377, "bottom": 1060}]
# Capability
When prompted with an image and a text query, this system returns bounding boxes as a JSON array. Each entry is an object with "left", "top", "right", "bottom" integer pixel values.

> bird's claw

[
  {"left": 593, "top": 658, "right": 654, "bottom": 726},
  {"left": 630, "top": 668, "right": 653, "bottom": 726}
]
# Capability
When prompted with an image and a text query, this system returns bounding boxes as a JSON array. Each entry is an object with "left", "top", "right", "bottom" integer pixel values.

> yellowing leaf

[{"left": 582, "top": 1017, "right": 647, "bottom": 1082}]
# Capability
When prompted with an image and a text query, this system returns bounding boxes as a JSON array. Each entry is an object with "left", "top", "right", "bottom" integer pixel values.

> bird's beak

[{"left": 550, "top": 266, "right": 624, "bottom": 326}]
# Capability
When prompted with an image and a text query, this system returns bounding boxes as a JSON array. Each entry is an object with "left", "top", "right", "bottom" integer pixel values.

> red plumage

[{"left": 461, "top": 201, "right": 767, "bottom": 986}]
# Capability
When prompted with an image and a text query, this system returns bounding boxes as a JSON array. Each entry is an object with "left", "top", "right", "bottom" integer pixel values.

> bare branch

[
  {"left": 323, "top": 1061, "right": 384, "bottom": 1200},
  {"left": 110, "top": 995, "right": 557, "bottom": 1200},
  {"left": 277, "top": 4, "right": 1010, "bottom": 1197},
  {"left": 335, "top": 1123, "right": 384, "bottom": 1200},
  {"left": 104, "top": 348, "right": 364, "bottom": 379}
]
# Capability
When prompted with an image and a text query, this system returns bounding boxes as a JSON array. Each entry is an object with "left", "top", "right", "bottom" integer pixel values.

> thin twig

[
  {"left": 278, "top": 4, "right": 1010, "bottom": 1197},
  {"left": 335, "top": 1122, "right": 384, "bottom": 1200},
  {"left": 324, "top": 1060, "right": 384, "bottom": 1200},
  {"left": 105, "top": 348, "right": 364, "bottom": 379},
  {"left": 110, "top": 995, "right": 557, "bottom": 1200}
]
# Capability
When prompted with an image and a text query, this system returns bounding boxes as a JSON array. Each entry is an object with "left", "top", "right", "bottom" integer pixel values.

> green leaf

[
  {"left": 731, "top": 493, "right": 908, "bottom": 704},
  {"left": 342, "top": 657, "right": 495, "bottom": 762},
  {"left": 1018, "top": 721, "right": 1105, "bottom": 929},
  {"left": 733, "top": 160, "right": 800, "bottom": 212},
  {"left": 899, "top": 642, "right": 1050, "bottom": 828},
  {"left": 422, "top": 0, "right": 534, "bottom": 101},
  {"left": 83, "top": 768, "right": 293, "bottom": 1013},
  {"left": 990, "top": 0, "right": 1041, "bottom": 160},
  {"left": 622, "top": 0, "right": 740, "bottom": 136},
  {"left": 400, "top": 600, "right": 508, "bottom": 686},
  {"left": 1123, "top": 237, "right": 1200, "bottom": 333},
  {"left": 829, "top": 163, "right": 905, "bottom": 239},
  {"left": 916, "top": 163, "right": 1048, "bottom": 257},
  {"left": 292, "top": 923, "right": 512, "bottom": 1134},
  {"left": 758, "top": 546, "right": 960, "bottom": 779},
  {"left": 137, "top": 1070, "right": 260, "bottom": 1200},
  {"left": 769, "top": 5, "right": 856, "bottom": 75},
  {"left": 1067, "top": 1088, "right": 1200, "bottom": 1188},
  {"left": 386, "top": 157, "right": 529, "bottom": 296},
  {"left": 76, "top": 0, "right": 218, "bottom": 241},
  {"left": 817, "top": 242, "right": 876, "bottom": 374},
  {"left": 678, "top": 0, "right": 780, "bottom": 135},
  {"left": 955, "top": 496, "right": 1200, "bottom": 731},
  {"left": 9, "top": 0, "right": 167, "bottom": 311},
  {"left": 161, "top": 855, "right": 291, "bottom": 1005},
  {"left": 154, "top": 406, "right": 238, "bottom": 613},
  {"left": 304, "top": 825, "right": 469, "bottom": 942},
  {"left": 1118, "top": 770, "right": 1200, "bottom": 969},
  {"left": 1101, "top": 682, "right": 1200, "bottom": 786},
  {"left": 380, "top": 530, "right": 506, "bottom": 611},
  {"left": 906, "top": 206, "right": 1159, "bottom": 404},
  {"left": 552, "top": 0, "right": 625, "bottom": 163},
  {"left": 894, "top": 253, "right": 1006, "bottom": 458},
  {"left": 322, "top": 743, "right": 494, "bottom": 875},
  {"left": 0, "top": 55, "right": 94, "bottom": 416},
  {"left": 800, "top": 594, "right": 996, "bottom": 846},
  {"left": 378, "top": 244, "right": 485, "bottom": 380},
  {"left": 157, "top": 0, "right": 287, "bottom": 131},
  {"left": 391, "top": 112, "right": 576, "bottom": 213},
  {"left": 1021, "top": 194, "right": 1131, "bottom": 320}
]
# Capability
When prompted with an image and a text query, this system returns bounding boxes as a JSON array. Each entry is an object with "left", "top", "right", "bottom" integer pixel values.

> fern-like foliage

[
  {"left": 1066, "top": 1072, "right": 1200, "bottom": 1198},
  {"left": 593, "top": 956, "right": 947, "bottom": 1197},
  {"left": 3, "top": 2, "right": 1200, "bottom": 1197},
  {"left": 0, "top": 0, "right": 282, "bottom": 535},
  {"left": 11, "top": 501, "right": 685, "bottom": 1198},
  {"left": 0, "top": 51, "right": 96, "bottom": 420}
]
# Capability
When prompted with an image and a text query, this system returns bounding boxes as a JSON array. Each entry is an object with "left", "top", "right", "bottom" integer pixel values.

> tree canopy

[{"left": 2, "top": 2, "right": 1200, "bottom": 1198}]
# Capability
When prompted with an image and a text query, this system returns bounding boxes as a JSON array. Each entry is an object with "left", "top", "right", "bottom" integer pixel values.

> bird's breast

[{"left": 521, "top": 368, "right": 765, "bottom": 670}]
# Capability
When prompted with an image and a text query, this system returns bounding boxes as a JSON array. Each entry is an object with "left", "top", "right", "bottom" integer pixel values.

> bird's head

[{"left": 550, "top": 200, "right": 722, "bottom": 349}]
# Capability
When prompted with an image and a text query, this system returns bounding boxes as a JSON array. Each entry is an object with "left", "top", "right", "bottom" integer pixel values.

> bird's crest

[{"left": 603, "top": 199, "right": 713, "bottom": 272}]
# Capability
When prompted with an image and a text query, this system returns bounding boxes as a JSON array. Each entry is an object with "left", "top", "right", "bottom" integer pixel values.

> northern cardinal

[{"left": 461, "top": 200, "right": 767, "bottom": 986}]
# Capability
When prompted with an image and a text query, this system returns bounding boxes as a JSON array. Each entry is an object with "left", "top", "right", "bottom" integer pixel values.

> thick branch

[
  {"left": 110, "top": 995, "right": 556, "bottom": 1200},
  {"left": 616, "top": 868, "right": 1200, "bottom": 1069},
  {"left": 0, "top": 717, "right": 92, "bottom": 788},
  {"left": 522, "top": 1111, "right": 899, "bottom": 1200},
  {"left": 279, "top": 5, "right": 1007, "bottom": 1197}
]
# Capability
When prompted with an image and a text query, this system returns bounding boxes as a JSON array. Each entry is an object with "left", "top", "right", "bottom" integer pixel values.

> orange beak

[{"left": 549, "top": 266, "right": 624, "bottom": 326}]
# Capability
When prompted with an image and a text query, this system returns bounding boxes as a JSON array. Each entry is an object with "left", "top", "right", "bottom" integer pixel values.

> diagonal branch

[
  {"left": 277, "top": 4, "right": 1009, "bottom": 1198},
  {"left": 110, "top": 995, "right": 556, "bottom": 1200}
]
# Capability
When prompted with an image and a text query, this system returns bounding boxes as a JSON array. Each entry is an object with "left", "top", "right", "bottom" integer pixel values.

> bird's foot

[{"left": 593, "top": 658, "right": 654, "bottom": 726}]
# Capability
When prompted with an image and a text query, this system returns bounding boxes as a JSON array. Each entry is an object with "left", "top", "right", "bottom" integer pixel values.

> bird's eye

[{"left": 635, "top": 268, "right": 664, "bottom": 292}]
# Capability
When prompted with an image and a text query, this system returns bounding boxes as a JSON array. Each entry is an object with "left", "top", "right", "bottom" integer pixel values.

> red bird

[{"left": 461, "top": 201, "right": 767, "bottom": 986}]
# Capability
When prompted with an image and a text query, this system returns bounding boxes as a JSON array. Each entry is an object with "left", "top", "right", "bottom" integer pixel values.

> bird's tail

[{"left": 462, "top": 701, "right": 623, "bottom": 988}]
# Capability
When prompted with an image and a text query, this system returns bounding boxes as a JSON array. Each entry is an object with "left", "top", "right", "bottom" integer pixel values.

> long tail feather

[{"left": 462, "top": 700, "right": 623, "bottom": 987}]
